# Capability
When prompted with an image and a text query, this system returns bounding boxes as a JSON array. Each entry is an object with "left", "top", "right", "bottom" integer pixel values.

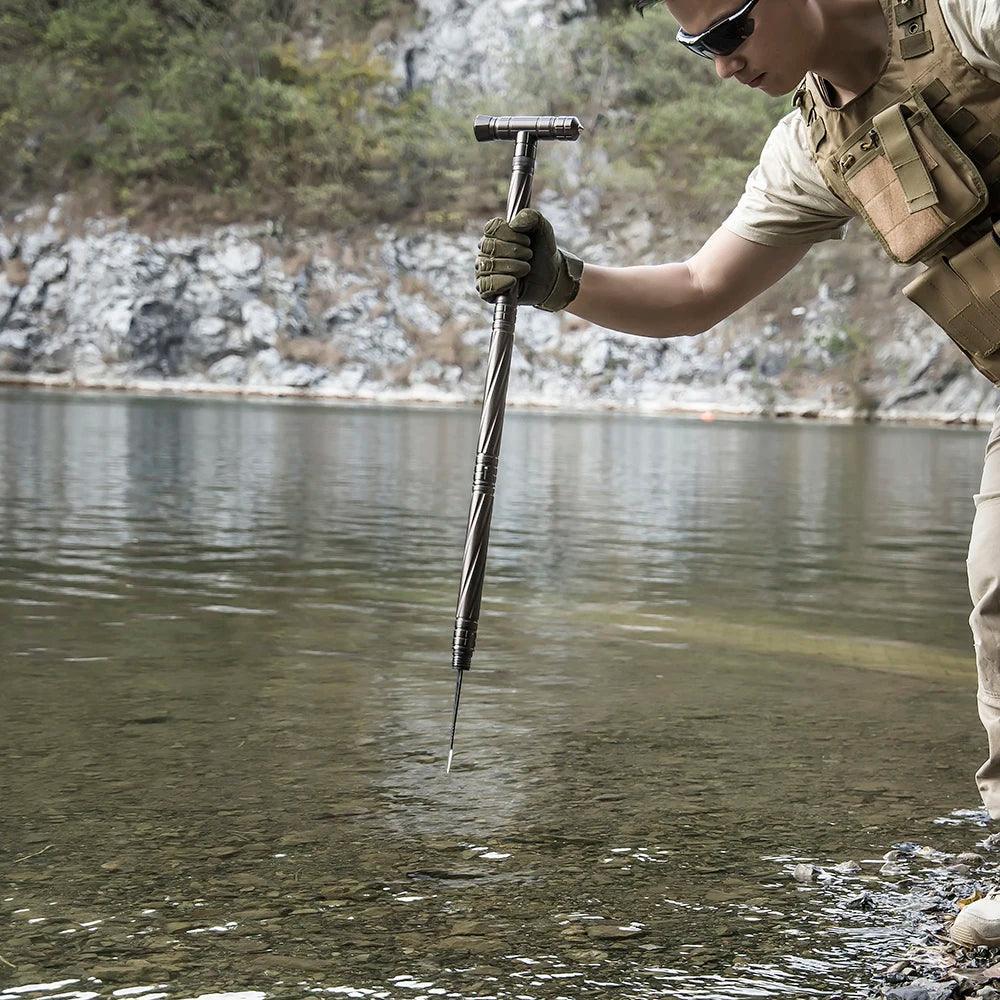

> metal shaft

[
  {"left": 447, "top": 114, "right": 583, "bottom": 772},
  {"left": 447, "top": 132, "right": 539, "bottom": 761}
]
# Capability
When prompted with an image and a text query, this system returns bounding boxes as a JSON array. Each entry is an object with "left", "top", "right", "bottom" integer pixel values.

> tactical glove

[{"left": 475, "top": 208, "right": 584, "bottom": 313}]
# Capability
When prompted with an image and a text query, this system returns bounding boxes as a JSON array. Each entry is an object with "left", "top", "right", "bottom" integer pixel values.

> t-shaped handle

[{"left": 474, "top": 115, "right": 584, "bottom": 142}]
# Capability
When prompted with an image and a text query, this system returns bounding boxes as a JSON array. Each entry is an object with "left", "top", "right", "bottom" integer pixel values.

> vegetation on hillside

[
  {"left": 507, "top": 8, "right": 788, "bottom": 221},
  {"left": 0, "top": 0, "right": 788, "bottom": 230}
]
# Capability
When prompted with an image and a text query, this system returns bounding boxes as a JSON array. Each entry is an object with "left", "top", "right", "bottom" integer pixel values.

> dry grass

[
  {"left": 398, "top": 274, "right": 430, "bottom": 297},
  {"left": 385, "top": 358, "right": 416, "bottom": 385},
  {"left": 277, "top": 335, "right": 345, "bottom": 369},
  {"left": 3, "top": 259, "right": 29, "bottom": 287},
  {"left": 416, "top": 317, "right": 476, "bottom": 369},
  {"left": 280, "top": 249, "right": 313, "bottom": 277}
]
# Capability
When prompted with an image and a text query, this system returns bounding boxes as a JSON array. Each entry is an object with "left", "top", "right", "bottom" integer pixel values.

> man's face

[{"left": 664, "top": 0, "right": 809, "bottom": 97}]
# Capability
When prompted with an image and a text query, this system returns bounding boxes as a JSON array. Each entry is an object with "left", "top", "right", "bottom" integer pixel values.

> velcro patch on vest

[
  {"left": 971, "top": 133, "right": 1000, "bottom": 167},
  {"left": 894, "top": 0, "right": 926, "bottom": 24},
  {"left": 900, "top": 25, "right": 933, "bottom": 59},
  {"left": 921, "top": 79, "right": 950, "bottom": 109},
  {"left": 945, "top": 107, "right": 977, "bottom": 136}
]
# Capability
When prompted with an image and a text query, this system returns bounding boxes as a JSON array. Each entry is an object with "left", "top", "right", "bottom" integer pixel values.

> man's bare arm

[{"left": 568, "top": 226, "right": 810, "bottom": 339}]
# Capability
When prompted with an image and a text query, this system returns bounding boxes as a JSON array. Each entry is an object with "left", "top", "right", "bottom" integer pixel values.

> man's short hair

[{"left": 632, "top": 0, "right": 664, "bottom": 12}]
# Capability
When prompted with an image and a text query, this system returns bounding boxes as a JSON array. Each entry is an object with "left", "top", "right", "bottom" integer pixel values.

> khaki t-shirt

[{"left": 721, "top": 0, "right": 1000, "bottom": 247}]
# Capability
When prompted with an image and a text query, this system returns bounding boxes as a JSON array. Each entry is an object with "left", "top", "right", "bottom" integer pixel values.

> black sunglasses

[{"left": 675, "top": 0, "right": 761, "bottom": 58}]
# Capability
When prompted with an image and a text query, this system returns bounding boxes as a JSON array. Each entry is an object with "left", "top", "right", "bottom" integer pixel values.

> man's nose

[{"left": 714, "top": 53, "right": 745, "bottom": 79}]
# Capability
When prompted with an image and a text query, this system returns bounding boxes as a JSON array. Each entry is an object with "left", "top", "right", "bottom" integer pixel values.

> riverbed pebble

[
  {"left": 833, "top": 860, "right": 863, "bottom": 875},
  {"left": 585, "top": 923, "right": 646, "bottom": 940},
  {"left": 958, "top": 853, "right": 985, "bottom": 866},
  {"left": 793, "top": 863, "right": 817, "bottom": 883}
]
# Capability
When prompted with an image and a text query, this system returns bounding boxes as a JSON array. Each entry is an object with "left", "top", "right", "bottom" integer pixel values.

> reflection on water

[{"left": 0, "top": 388, "right": 992, "bottom": 998}]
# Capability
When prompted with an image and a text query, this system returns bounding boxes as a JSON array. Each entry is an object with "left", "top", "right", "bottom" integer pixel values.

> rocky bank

[{"left": 1, "top": 199, "right": 997, "bottom": 426}]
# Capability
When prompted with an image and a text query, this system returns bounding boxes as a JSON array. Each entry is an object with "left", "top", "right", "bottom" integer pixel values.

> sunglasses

[{"left": 675, "top": 0, "right": 761, "bottom": 58}]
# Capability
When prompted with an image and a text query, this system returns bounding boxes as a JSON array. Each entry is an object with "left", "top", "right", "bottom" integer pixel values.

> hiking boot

[{"left": 950, "top": 895, "right": 1000, "bottom": 947}]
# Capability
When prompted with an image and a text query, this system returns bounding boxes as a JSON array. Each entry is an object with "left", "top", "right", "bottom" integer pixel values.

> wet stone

[
  {"left": 423, "top": 838, "right": 465, "bottom": 851},
  {"left": 449, "top": 919, "right": 491, "bottom": 936},
  {"left": 793, "top": 864, "right": 817, "bottom": 883},
  {"left": 832, "top": 860, "right": 863, "bottom": 875},
  {"left": 90, "top": 958, "right": 158, "bottom": 981},
  {"left": 883, "top": 978, "right": 957, "bottom": 1000},
  {"left": 585, "top": 923, "right": 646, "bottom": 940},
  {"left": 246, "top": 954, "right": 330, "bottom": 973},
  {"left": 885, "top": 959, "right": 915, "bottom": 982},
  {"left": 846, "top": 891, "right": 876, "bottom": 910},
  {"left": 206, "top": 846, "right": 243, "bottom": 858},
  {"left": 439, "top": 935, "right": 502, "bottom": 954},
  {"left": 277, "top": 833, "right": 314, "bottom": 847}
]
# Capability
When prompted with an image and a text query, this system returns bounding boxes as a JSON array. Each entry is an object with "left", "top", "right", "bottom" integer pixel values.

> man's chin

[{"left": 759, "top": 75, "right": 795, "bottom": 97}]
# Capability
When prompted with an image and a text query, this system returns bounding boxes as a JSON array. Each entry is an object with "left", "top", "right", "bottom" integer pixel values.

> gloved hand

[{"left": 475, "top": 208, "right": 584, "bottom": 313}]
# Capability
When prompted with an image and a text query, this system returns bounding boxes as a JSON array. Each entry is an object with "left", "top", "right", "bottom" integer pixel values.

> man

[{"left": 474, "top": 0, "right": 1000, "bottom": 947}]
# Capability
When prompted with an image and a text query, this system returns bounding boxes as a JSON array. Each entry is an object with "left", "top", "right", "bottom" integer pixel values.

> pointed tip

[{"left": 446, "top": 749, "right": 454, "bottom": 774}]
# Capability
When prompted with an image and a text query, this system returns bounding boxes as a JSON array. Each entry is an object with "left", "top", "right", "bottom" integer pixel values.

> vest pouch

[
  {"left": 838, "top": 91, "right": 988, "bottom": 265},
  {"left": 902, "top": 223, "right": 1000, "bottom": 384}
]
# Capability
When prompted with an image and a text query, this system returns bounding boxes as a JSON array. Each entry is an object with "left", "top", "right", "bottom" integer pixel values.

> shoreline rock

[
  {"left": 0, "top": 205, "right": 997, "bottom": 427},
  {"left": 0, "top": 369, "right": 993, "bottom": 429}
]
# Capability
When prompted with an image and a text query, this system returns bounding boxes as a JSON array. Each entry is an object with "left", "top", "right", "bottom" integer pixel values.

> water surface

[{"left": 0, "top": 389, "right": 993, "bottom": 998}]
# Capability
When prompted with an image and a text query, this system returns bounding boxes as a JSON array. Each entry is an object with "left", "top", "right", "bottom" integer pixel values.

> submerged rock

[
  {"left": 585, "top": 922, "right": 646, "bottom": 940},
  {"left": 833, "top": 860, "right": 863, "bottom": 875},
  {"left": 793, "top": 863, "right": 818, "bottom": 883}
]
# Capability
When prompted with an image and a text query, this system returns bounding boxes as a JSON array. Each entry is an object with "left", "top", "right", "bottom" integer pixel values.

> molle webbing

[
  {"left": 895, "top": 0, "right": 933, "bottom": 59},
  {"left": 921, "top": 79, "right": 1000, "bottom": 170},
  {"left": 795, "top": 0, "right": 1000, "bottom": 268}
]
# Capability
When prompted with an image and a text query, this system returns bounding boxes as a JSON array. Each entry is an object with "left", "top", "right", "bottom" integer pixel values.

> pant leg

[{"left": 969, "top": 407, "right": 1000, "bottom": 817}]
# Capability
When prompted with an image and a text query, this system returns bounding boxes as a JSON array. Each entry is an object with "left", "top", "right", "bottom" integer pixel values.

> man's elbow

[{"left": 658, "top": 307, "right": 722, "bottom": 340}]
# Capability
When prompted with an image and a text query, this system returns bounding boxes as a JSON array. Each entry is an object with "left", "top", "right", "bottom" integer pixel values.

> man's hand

[{"left": 475, "top": 209, "right": 583, "bottom": 312}]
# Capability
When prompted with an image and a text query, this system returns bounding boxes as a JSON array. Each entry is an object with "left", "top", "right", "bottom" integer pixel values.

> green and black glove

[{"left": 474, "top": 208, "right": 584, "bottom": 313}]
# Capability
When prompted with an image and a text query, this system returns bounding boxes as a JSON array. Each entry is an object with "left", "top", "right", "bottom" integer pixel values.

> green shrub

[
  {"left": 0, "top": 0, "right": 787, "bottom": 231},
  {"left": 510, "top": 7, "right": 788, "bottom": 219}
]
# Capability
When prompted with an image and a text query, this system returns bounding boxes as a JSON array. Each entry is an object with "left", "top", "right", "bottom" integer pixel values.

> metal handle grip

[{"left": 474, "top": 115, "right": 583, "bottom": 143}]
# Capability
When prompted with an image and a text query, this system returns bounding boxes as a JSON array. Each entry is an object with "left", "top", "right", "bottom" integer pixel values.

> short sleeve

[
  {"left": 721, "top": 110, "right": 856, "bottom": 248},
  {"left": 941, "top": 0, "right": 1000, "bottom": 83}
]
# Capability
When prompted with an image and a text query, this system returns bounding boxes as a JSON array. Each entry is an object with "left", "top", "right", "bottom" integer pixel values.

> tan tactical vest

[{"left": 794, "top": 0, "right": 1000, "bottom": 383}]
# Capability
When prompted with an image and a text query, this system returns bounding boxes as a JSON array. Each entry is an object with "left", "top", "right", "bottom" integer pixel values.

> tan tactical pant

[{"left": 970, "top": 406, "right": 1000, "bottom": 818}]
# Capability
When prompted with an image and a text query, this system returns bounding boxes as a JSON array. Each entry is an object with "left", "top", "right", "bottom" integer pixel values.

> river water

[{"left": 0, "top": 388, "right": 995, "bottom": 999}]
